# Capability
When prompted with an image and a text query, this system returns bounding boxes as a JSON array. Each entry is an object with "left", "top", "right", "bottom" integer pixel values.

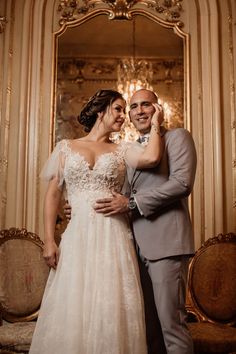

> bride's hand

[
  {"left": 151, "top": 103, "right": 164, "bottom": 126},
  {"left": 43, "top": 241, "right": 59, "bottom": 269}
]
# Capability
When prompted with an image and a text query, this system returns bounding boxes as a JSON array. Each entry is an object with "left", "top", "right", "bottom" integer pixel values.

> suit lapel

[
  {"left": 130, "top": 138, "right": 143, "bottom": 186},
  {"left": 127, "top": 166, "right": 141, "bottom": 187},
  {"left": 130, "top": 126, "right": 167, "bottom": 187},
  {"left": 131, "top": 169, "right": 142, "bottom": 186},
  {"left": 127, "top": 166, "right": 135, "bottom": 184}
]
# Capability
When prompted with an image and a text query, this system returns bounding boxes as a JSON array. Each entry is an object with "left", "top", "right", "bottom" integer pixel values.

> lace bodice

[
  {"left": 41, "top": 139, "right": 144, "bottom": 210},
  {"left": 62, "top": 139, "right": 126, "bottom": 194},
  {"left": 41, "top": 140, "right": 129, "bottom": 208}
]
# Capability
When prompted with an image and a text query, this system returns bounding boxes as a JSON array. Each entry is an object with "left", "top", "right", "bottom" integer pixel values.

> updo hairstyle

[{"left": 78, "top": 89, "right": 124, "bottom": 132}]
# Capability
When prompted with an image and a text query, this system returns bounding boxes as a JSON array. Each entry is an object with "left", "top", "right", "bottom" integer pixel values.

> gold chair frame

[
  {"left": 187, "top": 232, "right": 236, "bottom": 354},
  {"left": 0, "top": 227, "right": 47, "bottom": 323}
]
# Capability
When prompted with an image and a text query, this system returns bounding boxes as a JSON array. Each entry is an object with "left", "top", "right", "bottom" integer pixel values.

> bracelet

[{"left": 151, "top": 123, "right": 161, "bottom": 135}]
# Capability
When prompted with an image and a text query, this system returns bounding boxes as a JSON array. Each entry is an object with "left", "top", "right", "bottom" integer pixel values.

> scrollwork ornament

[
  {"left": 202, "top": 232, "right": 236, "bottom": 248},
  {"left": 0, "top": 16, "right": 7, "bottom": 33},
  {"left": 0, "top": 227, "right": 44, "bottom": 247},
  {"left": 58, "top": 0, "right": 183, "bottom": 23}
]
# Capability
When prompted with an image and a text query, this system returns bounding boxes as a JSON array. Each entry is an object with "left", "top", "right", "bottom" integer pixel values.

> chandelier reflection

[
  {"left": 110, "top": 16, "right": 155, "bottom": 143},
  {"left": 111, "top": 58, "right": 154, "bottom": 143},
  {"left": 117, "top": 58, "right": 153, "bottom": 103}
]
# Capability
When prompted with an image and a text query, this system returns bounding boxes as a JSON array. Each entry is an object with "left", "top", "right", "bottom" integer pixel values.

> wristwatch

[{"left": 127, "top": 197, "right": 137, "bottom": 210}]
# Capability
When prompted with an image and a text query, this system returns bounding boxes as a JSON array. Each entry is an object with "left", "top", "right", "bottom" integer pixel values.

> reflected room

[{"left": 55, "top": 14, "right": 184, "bottom": 143}]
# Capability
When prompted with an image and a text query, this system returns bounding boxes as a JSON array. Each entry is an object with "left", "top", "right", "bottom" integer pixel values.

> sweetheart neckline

[
  {"left": 65, "top": 141, "right": 121, "bottom": 171},
  {"left": 75, "top": 151, "right": 116, "bottom": 171}
]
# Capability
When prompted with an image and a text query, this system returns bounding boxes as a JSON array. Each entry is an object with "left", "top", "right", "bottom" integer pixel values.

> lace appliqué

[{"left": 57, "top": 140, "right": 127, "bottom": 216}]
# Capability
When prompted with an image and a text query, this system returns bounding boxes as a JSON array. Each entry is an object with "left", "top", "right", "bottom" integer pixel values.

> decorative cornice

[
  {"left": 0, "top": 16, "right": 7, "bottom": 33},
  {"left": 58, "top": 0, "right": 183, "bottom": 23}
]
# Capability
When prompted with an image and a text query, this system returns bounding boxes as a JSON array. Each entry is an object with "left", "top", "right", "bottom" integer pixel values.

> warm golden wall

[{"left": 0, "top": 0, "right": 235, "bottom": 249}]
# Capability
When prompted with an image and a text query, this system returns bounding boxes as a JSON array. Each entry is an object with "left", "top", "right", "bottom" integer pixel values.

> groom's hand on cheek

[{"left": 94, "top": 191, "right": 129, "bottom": 216}]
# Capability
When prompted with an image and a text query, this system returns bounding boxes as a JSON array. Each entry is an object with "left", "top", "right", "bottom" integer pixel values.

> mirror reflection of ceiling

[
  {"left": 56, "top": 14, "right": 184, "bottom": 143},
  {"left": 58, "top": 14, "right": 183, "bottom": 58}
]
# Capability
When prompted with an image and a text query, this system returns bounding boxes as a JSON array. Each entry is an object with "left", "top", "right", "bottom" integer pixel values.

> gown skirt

[{"left": 29, "top": 191, "right": 147, "bottom": 354}]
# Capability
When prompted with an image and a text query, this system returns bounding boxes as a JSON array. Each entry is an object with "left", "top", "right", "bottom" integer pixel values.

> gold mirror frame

[{"left": 51, "top": 0, "right": 190, "bottom": 148}]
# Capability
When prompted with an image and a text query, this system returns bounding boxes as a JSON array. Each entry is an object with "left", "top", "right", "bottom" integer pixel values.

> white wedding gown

[{"left": 30, "top": 139, "right": 147, "bottom": 354}]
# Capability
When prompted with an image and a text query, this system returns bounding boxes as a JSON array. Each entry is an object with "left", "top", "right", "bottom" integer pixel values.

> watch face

[{"left": 128, "top": 198, "right": 136, "bottom": 210}]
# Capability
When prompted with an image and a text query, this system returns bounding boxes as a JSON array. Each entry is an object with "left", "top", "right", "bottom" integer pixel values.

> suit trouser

[{"left": 138, "top": 250, "right": 193, "bottom": 354}]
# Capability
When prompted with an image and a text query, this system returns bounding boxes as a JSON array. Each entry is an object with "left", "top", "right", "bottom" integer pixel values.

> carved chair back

[
  {"left": 187, "top": 233, "right": 236, "bottom": 354},
  {"left": 0, "top": 227, "right": 49, "bottom": 353},
  {"left": 0, "top": 227, "right": 49, "bottom": 323},
  {"left": 187, "top": 232, "right": 236, "bottom": 325}
]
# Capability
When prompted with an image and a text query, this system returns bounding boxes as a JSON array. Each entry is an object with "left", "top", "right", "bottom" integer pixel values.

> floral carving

[
  {"left": 201, "top": 232, "right": 236, "bottom": 249},
  {"left": 58, "top": 0, "right": 183, "bottom": 23},
  {"left": 0, "top": 227, "right": 44, "bottom": 247}
]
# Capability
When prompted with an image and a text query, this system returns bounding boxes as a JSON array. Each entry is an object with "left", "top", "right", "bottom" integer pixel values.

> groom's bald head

[
  {"left": 131, "top": 89, "right": 158, "bottom": 105},
  {"left": 129, "top": 89, "right": 159, "bottom": 135}
]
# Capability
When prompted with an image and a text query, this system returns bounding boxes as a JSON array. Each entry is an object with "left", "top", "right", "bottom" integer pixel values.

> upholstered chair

[
  {"left": 0, "top": 228, "right": 49, "bottom": 353},
  {"left": 187, "top": 232, "right": 236, "bottom": 354}
]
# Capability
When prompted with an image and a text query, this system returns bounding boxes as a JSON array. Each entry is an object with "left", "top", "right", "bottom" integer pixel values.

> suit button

[{"left": 132, "top": 189, "right": 137, "bottom": 194}]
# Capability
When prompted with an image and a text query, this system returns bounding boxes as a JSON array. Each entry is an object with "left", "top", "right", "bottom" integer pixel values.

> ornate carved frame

[
  {"left": 0, "top": 227, "right": 44, "bottom": 247},
  {"left": 0, "top": 227, "right": 46, "bottom": 322},
  {"left": 187, "top": 232, "right": 236, "bottom": 326},
  {"left": 52, "top": 0, "right": 190, "bottom": 147}
]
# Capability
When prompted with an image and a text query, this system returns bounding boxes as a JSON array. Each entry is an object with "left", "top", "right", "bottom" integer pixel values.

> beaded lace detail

[{"left": 57, "top": 139, "right": 126, "bottom": 208}]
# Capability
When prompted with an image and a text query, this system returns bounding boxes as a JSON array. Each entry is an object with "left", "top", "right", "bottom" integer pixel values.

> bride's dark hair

[{"left": 78, "top": 89, "right": 124, "bottom": 132}]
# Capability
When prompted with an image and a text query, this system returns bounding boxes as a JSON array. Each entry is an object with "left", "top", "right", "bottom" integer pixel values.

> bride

[{"left": 29, "top": 89, "right": 163, "bottom": 354}]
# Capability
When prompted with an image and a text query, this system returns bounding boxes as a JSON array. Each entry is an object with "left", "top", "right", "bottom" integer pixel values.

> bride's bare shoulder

[{"left": 67, "top": 138, "right": 87, "bottom": 147}]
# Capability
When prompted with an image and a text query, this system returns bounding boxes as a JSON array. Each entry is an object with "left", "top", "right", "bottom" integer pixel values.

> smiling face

[
  {"left": 103, "top": 98, "right": 126, "bottom": 132},
  {"left": 129, "top": 89, "right": 158, "bottom": 135}
]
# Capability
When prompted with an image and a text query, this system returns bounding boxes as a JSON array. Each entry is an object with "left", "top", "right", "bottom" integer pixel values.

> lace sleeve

[
  {"left": 40, "top": 140, "right": 66, "bottom": 188},
  {"left": 121, "top": 141, "right": 145, "bottom": 169}
]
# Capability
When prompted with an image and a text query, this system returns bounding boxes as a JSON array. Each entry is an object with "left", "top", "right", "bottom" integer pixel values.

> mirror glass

[{"left": 55, "top": 14, "right": 184, "bottom": 143}]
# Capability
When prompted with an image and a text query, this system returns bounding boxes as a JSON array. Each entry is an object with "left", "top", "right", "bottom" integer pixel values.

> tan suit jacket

[{"left": 125, "top": 127, "right": 197, "bottom": 261}]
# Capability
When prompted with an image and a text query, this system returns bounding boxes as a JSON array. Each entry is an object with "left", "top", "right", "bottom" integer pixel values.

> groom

[{"left": 94, "top": 89, "right": 197, "bottom": 354}]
